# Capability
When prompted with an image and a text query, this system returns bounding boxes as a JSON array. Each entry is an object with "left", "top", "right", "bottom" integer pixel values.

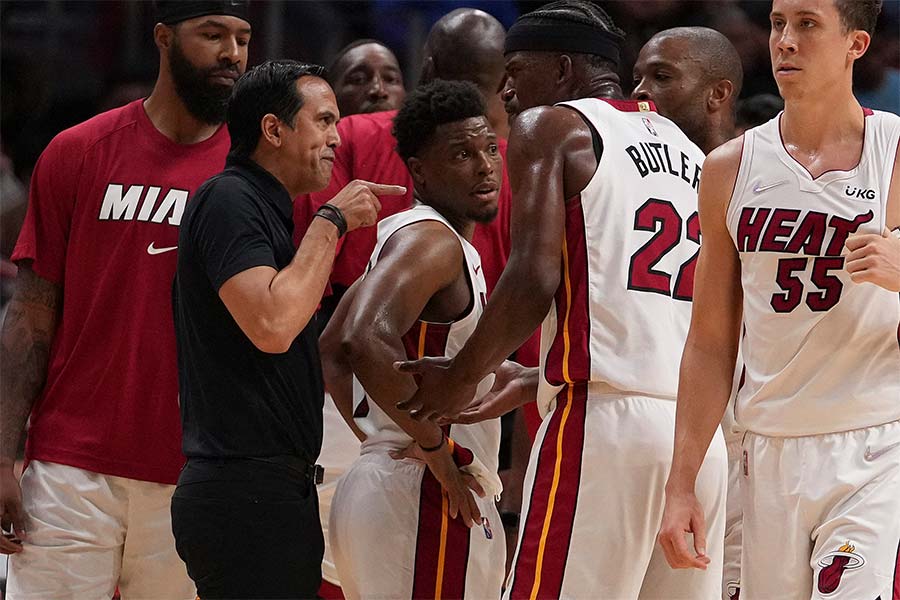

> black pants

[{"left": 171, "top": 457, "right": 324, "bottom": 599}]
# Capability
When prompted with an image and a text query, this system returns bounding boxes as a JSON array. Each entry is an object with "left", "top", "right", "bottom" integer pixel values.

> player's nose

[
  {"left": 368, "top": 75, "right": 387, "bottom": 99},
  {"left": 632, "top": 81, "right": 652, "bottom": 102}
]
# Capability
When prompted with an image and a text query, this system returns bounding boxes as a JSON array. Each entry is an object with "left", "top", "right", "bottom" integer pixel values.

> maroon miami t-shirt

[{"left": 12, "top": 99, "right": 230, "bottom": 484}]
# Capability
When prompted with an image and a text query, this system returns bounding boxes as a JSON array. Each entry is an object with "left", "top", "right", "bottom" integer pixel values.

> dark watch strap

[{"left": 314, "top": 203, "right": 348, "bottom": 238}]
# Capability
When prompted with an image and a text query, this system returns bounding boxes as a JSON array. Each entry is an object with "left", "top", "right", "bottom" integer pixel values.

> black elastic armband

[
  {"left": 314, "top": 203, "right": 348, "bottom": 238},
  {"left": 418, "top": 432, "right": 446, "bottom": 453}
]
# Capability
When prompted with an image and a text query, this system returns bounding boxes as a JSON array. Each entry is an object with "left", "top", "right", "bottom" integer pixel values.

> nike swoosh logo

[
  {"left": 147, "top": 242, "right": 178, "bottom": 255},
  {"left": 474, "top": 265, "right": 482, "bottom": 274},
  {"left": 753, "top": 180, "right": 789, "bottom": 194},
  {"left": 864, "top": 441, "right": 900, "bottom": 461}
]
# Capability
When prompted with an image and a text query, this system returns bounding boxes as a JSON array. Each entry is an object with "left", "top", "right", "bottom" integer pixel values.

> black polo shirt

[{"left": 174, "top": 155, "right": 323, "bottom": 464}]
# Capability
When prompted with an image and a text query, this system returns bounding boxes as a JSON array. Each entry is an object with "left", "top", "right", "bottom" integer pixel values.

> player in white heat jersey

[
  {"left": 659, "top": 1, "right": 900, "bottom": 599},
  {"left": 320, "top": 80, "right": 506, "bottom": 600},
  {"left": 397, "top": 2, "right": 728, "bottom": 597}
]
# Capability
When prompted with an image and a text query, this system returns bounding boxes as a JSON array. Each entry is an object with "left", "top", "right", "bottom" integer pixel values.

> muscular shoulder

[
  {"left": 378, "top": 219, "right": 464, "bottom": 279},
  {"left": 699, "top": 135, "right": 744, "bottom": 220},
  {"left": 509, "top": 105, "right": 592, "bottom": 157},
  {"left": 703, "top": 136, "right": 744, "bottom": 188}
]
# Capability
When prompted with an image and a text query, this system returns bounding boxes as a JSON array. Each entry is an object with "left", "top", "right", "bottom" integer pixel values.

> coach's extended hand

[{"left": 394, "top": 356, "right": 477, "bottom": 421}]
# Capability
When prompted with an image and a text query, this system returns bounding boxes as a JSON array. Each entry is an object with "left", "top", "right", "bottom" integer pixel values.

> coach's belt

[{"left": 247, "top": 455, "right": 325, "bottom": 485}]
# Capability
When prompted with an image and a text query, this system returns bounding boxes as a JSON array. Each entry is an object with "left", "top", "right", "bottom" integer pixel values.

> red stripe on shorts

[
  {"left": 892, "top": 535, "right": 899, "bottom": 600},
  {"left": 411, "top": 465, "right": 472, "bottom": 599},
  {"left": 509, "top": 384, "right": 587, "bottom": 599}
]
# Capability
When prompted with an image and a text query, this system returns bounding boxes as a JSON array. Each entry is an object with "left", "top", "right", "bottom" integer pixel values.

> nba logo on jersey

[{"left": 641, "top": 117, "right": 658, "bottom": 137}]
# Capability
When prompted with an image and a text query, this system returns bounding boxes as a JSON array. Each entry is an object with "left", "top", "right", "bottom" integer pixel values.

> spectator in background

[
  {"left": 0, "top": 1, "right": 251, "bottom": 598},
  {"left": 328, "top": 39, "right": 406, "bottom": 116},
  {"left": 735, "top": 93, "right": 784, "bottom": 135}
]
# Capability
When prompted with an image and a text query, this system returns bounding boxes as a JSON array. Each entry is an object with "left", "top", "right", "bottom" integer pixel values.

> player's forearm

[
  {"left": 262, "top": 218, "right": 341, "bottom": 343},
  {"left": 666, "top": 339, "right": 736, "bottom": 492},
  {"left": 0, "top": 273, "right": 60, "bottom": 463},
  {"left": 450, "top": 256, "right": 555, "bottom": 385},
  {"left": 320, "top": 350, "right": 366, "bottom": 442},
  {"left": 344, "top": 328, "right": 443, "bottom": 447}
]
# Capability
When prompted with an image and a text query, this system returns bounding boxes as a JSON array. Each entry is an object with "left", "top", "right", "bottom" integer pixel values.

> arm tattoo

[{"left": 0, "top": 265, "right": 61, "bottom": 462}]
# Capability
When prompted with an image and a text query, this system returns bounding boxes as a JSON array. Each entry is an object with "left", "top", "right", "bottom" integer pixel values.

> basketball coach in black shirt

[{"left": 171, "top": 60, "right": 405, "bottom": 599}]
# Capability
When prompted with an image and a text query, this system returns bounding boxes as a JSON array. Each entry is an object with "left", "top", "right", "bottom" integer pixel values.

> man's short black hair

[
  {"left": 508, "top": 0, "right": 626, "bottom": 73},
  {"left": 833, "top": 0, "right": 882, "bottom": 35},
  {"left": 393, "top": 79, "right": 486, "bottom": 162},
  {"left": 227, "top": 60, "right": 326, "bottom": 159},
  {"left": 521, "top": 0, "right": 625, "bottom": 39}
]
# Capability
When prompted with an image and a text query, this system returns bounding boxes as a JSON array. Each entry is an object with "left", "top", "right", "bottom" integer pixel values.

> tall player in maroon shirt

[{"left": 0, "top": 2, "right": 250, "bottom": 598}]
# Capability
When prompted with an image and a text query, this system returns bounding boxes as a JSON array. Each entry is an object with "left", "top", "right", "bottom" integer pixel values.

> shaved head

[
  {"left": 421, "top": 9, "right": 508, "bottom": 136},
  {"left": 652, "top": 27, "right": 744, "bottom": 97},
  {"left": 423, "top": 9, "right": 506, "bottom": 89},
  {"left": 633, "top": 26, "right": 743, "bottom": 152}
]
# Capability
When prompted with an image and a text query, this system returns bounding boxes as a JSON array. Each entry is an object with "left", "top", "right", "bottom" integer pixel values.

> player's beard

[
  {"left": 468, "top": 204, "right": 499, "bottom": 224},
  {"left": 169, "top": 37, "right": 236, "bottom": 125}
]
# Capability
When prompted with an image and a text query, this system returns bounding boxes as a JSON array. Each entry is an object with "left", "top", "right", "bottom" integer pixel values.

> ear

[
  {"left": 154, "top": 23, "right": 173, "bottom": 51},
  {"left": 707, "top": 79, "right": 735, "bottom": 112},
  {"left": 407, "top": 157, "right": 426, "bottom": 189},
  {"left": 259, "top": 114, "right": 283, "bottom": 148},
  {"left": 557, "top": 54, "right": 574, "bottom": 86},
  {"left": 847, "top": 30, "right": 871, "bottom": 62}
]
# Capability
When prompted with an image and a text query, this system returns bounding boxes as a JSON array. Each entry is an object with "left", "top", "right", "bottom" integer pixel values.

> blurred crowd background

[{"left": 1, "top": 0, "right": 899, "bottom": 304}]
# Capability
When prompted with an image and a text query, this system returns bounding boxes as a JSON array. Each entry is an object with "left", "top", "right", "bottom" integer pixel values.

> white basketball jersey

[
  {"left": 726, "top": 109, "right": 900, "bottom": 436},
  {"left": 351, "top": 203, "right": 502, "bottom": 496},
  {"left": 536, "top": 98, "right": 706, "bottom": 415}
]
